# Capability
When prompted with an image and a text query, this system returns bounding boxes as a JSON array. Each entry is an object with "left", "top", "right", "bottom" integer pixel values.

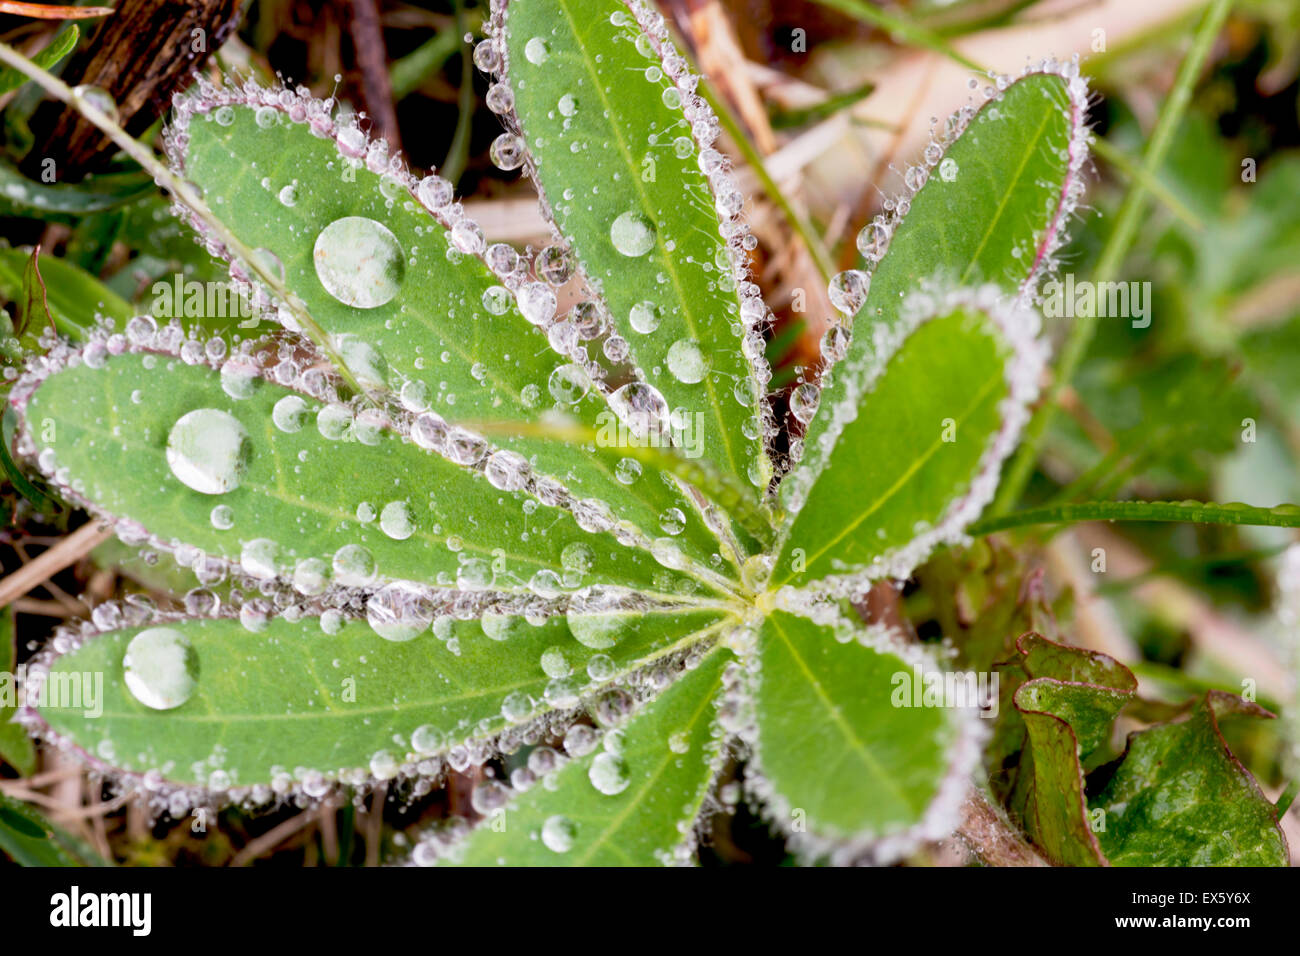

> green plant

[{"left": 1, "top": 0, "right": 1290, "bottom": 867}]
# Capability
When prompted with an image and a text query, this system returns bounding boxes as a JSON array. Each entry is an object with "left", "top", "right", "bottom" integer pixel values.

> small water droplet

[
  {"left": 541, "top": 814, "right": 577, "bottom": 852},
  {"left": 588, "top": 752, "right": 630, "bottom": 795}
]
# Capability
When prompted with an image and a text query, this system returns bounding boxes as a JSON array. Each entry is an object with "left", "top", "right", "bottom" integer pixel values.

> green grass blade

[{"left": 969, "top": 499, "right": 1300, "bottom": 535}]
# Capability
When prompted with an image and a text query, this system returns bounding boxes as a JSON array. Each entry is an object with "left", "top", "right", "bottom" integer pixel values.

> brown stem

[{"left": 22, "top": 0, "right": 243, "bottom": 181}]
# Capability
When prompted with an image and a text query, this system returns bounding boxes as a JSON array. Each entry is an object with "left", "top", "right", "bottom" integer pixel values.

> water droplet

[
  {"left": 272, "top": 395, "right": 308, "bottom": 433},
  {"left": 240, "top": 538, "right": 280, "bottom": 579},
  {"left": 72, "top": 85, "right": 119, "bottom": 123},
  {"left": 481, "top": 612, "right": 526, "bottom": 642},
  {"left": 608, "top": 382, "right": 667, "bottom": 438},
  {"left": 588, "top": 752, "right": 630, "bottom": 795},
  {"left": 123, "top": 627, "right": 199, "bottom": 710},
  {"left": 292, "top": 557, "right": 330, "bottom": 596},
  {"left": 610, "top": 211, "right": 655, "bottom": 257},
  {"left": 379, "top": 500, "right": 415, "bottom": 540},
  {"left": 628, "top": 300, "right": 661, "bottom": 334},
  {"left": 666, "top": 339, "right": 706, "bottom": 383},
  {"left": 277, "top": 183, "right": 298, "bottom": 207},
  {"left": 367, "top": 582, "right": 432, "bottom": 641},
  {"left": 566, "top": 588, "right": 629, "bottom": 649},
  {"left": 614, "top": 457, "right": 642, "bottom": 484},
  {"left": 524, "top": 36, "right": 551, "bottom": 65},
  {"left": 482, "top": 285, "right": 511, "bottom": 315},
  {"left": 939, "top": 157, "right": 959, "bottom": 182},
  {"left": 313, "top": 217, "right": 404, "bottom": 309},
  {"left": 209, "top": 504, "right": 234, "bottom": 530},
  {"left": 333, "top": 544, "right": 377, "bottom": 586},
  {"left": 518, "top": 281, "right": 557, "bottom": 326},
  {"left": 310, "top": 406, "right": 349, "bottom": 445},
  {"left": 536, "top": 245, "right": 575, "bottom": 286},
  {"left": 789, "top": 383, "right": 820, "bottom": 424},
  {"left": 165, "top": 409, "right": 250, "bottom": 495},
  {"left": 659, "top": 507, "right": 686, "bottom": 535},
  {"left": 558, "top": 93, "right": 577, "bottom": 117},
  {"left": 541, "top": 814, "right": 577, "bottom": 852},
  {"left": 489, "top": 133, "right": 526, "bottom": 171},
  {"left": 548, "top": 363, "right": 590, "bottom": 404},
  {"left": 417, "top": 175, "right": 453, "bottom": 211},
  {"left": 828, "top": 269, "right": 870, "bottom": 316}
]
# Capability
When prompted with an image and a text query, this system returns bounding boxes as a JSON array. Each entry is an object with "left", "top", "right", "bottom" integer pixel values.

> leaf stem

[
  {"left": 992, "top": 0, "right": 1233, "bottom": 515},
  {"left": 0, "top": 40, "right": 369, "bottom": 399},
  {"left": 969, "top": 498, "right": 1300, "bottom": 536}
]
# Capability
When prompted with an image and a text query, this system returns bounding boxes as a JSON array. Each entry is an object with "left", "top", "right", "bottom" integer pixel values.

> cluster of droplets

[
  {"left": 410, "top": 638, "right": 724, "bottom": 865},
  {"left": 785, "top": 56, "right": 1092, "bottom": 479},
  {"left": 477, "top": 0, "right": 777, "bottom": 487}
]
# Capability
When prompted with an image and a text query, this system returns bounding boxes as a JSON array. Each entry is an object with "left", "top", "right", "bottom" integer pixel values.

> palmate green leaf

[
  {"left": 20, "top": 350, "right": 707, "bottom": 599},
  {"left": 439, "top": 646, "right": 729, "bottom": 866},
  {"left": 495, "top": 0, "right": 771, "bottom": 491},
  {"left": 171, "top": 83, "right": 735, "bottom": 578},
  {"left": 773, "top": 291, "right": 1043, "bottom": 590},
  {"left": 1090, "top": 693, "right": 1289, "bottom": 867},
  {"left": 0, "top": 606, "right": 37, "bottom": 775},
  {"left": 36, "top": 608, "right": 732, "bottom": 788},
  {"left": 748, "top": 609, "right": 974, "bottom": 861},
  {"left": 794, "top": 66, "right": 1088, "bottom": 524}
]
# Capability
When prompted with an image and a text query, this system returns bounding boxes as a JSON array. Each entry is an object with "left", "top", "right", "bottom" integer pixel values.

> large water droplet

[
  {"left": 123, "top": 627, "right": 199, "bottom": 710},
  {"left": 610, "top": 211, "right": 655, "bottom": 257},
  {"left": 272, "top": 395, "right": 308, "bottom": 433},
  {"left": 165, "top": 409, "right": 250, "bottom": 495},
  {"left": 313, "top": 216, "right": 405, "bottom": 309}
]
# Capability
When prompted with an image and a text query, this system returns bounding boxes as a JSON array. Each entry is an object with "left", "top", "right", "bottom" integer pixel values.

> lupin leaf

[
  {"left": 773, "top": 294, "right": 1042, "bottom": 590},
  {"left": 496, "top": 0, "right": 771, "bottom": 492},
  {"left": 174, "top": 90, "right": 736, "bottom": 577},
  {"left": 1090, "top": 693, "right": 1289, "bottom": 866},
  {"left": 795, "top": 68, "right": 1088, "bottom": 514},
  {"left": 439, "top": 645, "right": 730, "bottom": 866},
  {"left": 749, "top": 609, "right": 973, "bottom": 860},
  {"left": 37, "top": 609, "right": 732, "bottom": 787},
  {"left": 22, "top": 351, "right": 707, "bottom": 599},
  {"left": 0, "top": 24, "right": 77, "bottom": 97}
]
